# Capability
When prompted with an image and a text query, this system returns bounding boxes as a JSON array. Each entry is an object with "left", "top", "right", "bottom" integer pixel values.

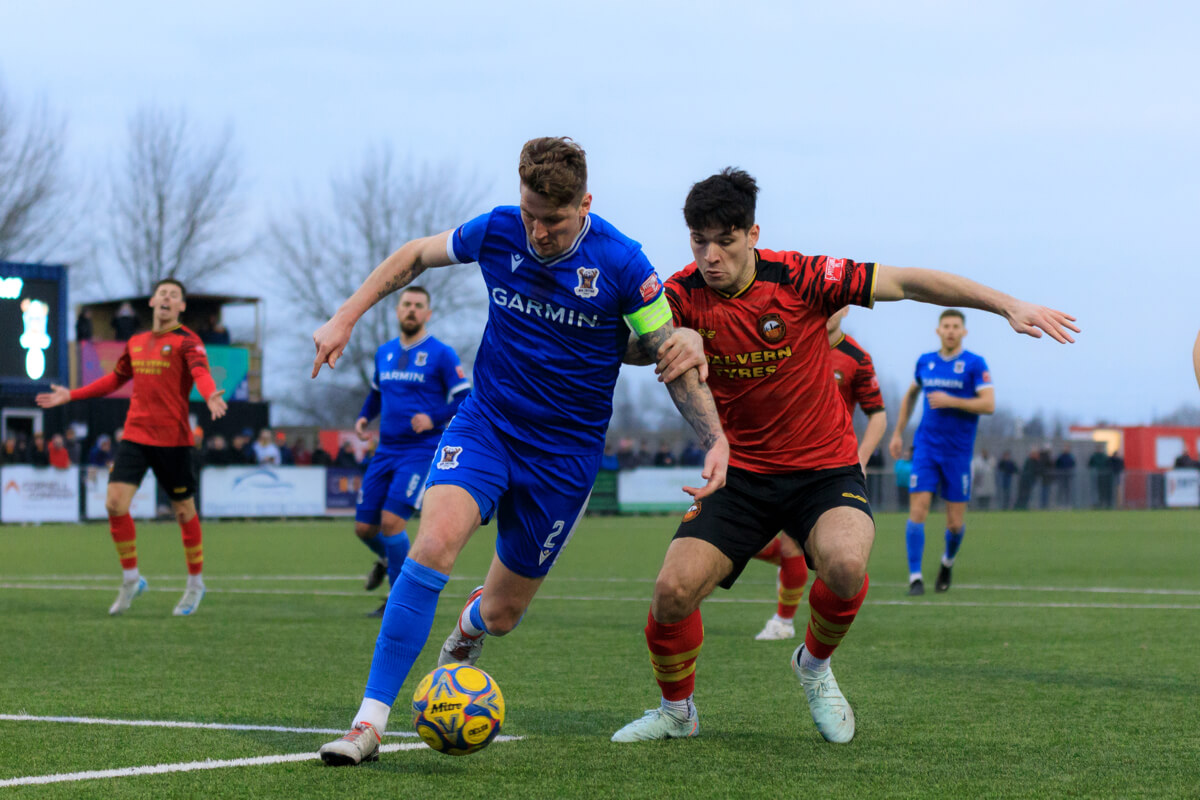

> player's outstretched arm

[
  {"left": 888, "top": 381, "right": 921, "bottom": 460},
  {"left": 638, "top": 322, "right": 727, "bottom": 498},
  {"left": 205, "top": 390, "right": 227, "bottom": 420},
  {"left": 35, "top": 384, "right": 72, "bottom": 408},
  {"left": 873, "top": 266, "right": 1079, "bottom": 343},
  {"left": 312, "top": 231, "right": 455, "bottom": 378}
]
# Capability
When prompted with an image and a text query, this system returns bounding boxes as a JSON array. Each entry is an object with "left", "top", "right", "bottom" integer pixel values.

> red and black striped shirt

[
  {"left": 665, "top": 249, "right": 876, "bottom": 473},
  {"left": 831, "top": 333, "right": 885, "bottom": 417}
]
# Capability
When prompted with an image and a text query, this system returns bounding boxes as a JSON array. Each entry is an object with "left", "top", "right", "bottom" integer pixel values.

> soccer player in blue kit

[
  {"left": 313, "top": 137, "right": 728, "bottom": 765},
  {"left": 353, "top": 287, "right": 471, "bottom": 617},
  {"left": 889, "top": 309, "right": 993, "bottom": 595}
]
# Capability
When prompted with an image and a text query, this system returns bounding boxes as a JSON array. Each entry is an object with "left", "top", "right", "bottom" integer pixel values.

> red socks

[
  {"left": 645, "top": 609, "right": 703, "bottom": 701},
  {"left": 804, "top": 574, "right": 869, "bottom": 659},
  {"left": 181, "top": 515, "right": 203, "bottom": 575},
  {"left": 109, "top": 513, "right": 137, "bottom": 570},
  {"left": 776, "top": 555, "right": 809, "bottom": 620}
]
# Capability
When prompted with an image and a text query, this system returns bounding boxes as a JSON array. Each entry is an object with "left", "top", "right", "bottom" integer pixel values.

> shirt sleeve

[
  {"left": 182, "top": 337, "right": 218, "bottom": 398},
  {"left": 790, "top": 253, "right": 877, "bottom": 315},
  {"left": 973, "top": 356, "right": 993, "bottom": 393},
  {"left": 446, "top": 211, "right": 492, "bottom": 264},
  {"left": 428, "top": 347, "right": 471, "bottom": 426},
  {"left": 852, "top": 354, "right": 886, "bottom": 414},
  {"left": 618, "top": 250, "right": 672, "bottom": 336}
]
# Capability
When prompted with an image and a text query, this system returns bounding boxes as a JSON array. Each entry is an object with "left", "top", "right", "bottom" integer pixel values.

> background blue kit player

[{"left": 889, "top": 309, "right": 994, "bottom": 595}]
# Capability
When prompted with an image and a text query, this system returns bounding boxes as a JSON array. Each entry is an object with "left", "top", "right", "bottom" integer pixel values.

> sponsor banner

[
  {"left": 1, "top": 465, "right": 80, "bottom": 523},
  {"left": 1165, "top": 468, "right": 1200, "bottom": 508},
  {"left": 84, "top": 466, "right": 157, "bottom": 519},
  {"left": 200, "top": 466, "right": 327, "bottom": 517},
  {"left": 325, "top": 467, "right": 363, "bottom": 514},
  {"left": 80, "top": 340, "right": 133, "bottom": 398},
  {"left": 617, "top": 467, "right": 705, "bottom": 513},
  {"left": 79, "top": 341, "right": 249, "bottom": 401},
  {"left": 190, "top": 345, "right": 249, "bottom": 401}
]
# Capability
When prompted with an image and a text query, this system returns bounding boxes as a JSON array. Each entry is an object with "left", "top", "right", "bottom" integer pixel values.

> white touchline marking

[
  {"left": 0, "top": 714, "right": 416, "bottom": 736},
  {"left": 3, "top": 573, "right": 1199, "bottom": 595},
  {"left": 2, "top": 583, "right": 1199, "bottom": 610},
  {"left": 0, "top": 716, "right": 522, "bottom": 787}
]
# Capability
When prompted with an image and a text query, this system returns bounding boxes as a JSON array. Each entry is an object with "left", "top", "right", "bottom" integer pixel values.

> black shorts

[
  {"left": 673, "top": 464, "right": 873, "bottom": 590},
  {"left": 110, "top": 440, "right": 198, "bottom": 502}
]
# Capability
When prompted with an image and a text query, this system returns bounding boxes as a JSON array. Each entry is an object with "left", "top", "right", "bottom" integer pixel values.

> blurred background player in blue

[
  {"left": 889, "top": 310, "right": 994, "bottom": 595},
  {"left": 312, "top": 137, "right": 727, "bottom": 766},
  {"left": 354, "top": 286, "right": 470, "bottom": 617}
]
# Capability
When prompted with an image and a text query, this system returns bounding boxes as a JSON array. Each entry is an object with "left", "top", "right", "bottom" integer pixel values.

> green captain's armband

[{"left": 624, "top": 293, "right": 672, "bottom": 336}]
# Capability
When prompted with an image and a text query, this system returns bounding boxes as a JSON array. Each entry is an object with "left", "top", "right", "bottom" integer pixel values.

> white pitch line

[
  {"left": 0, "top": 743, "right": 418, "bottom": 788},
  {"left": 3, "top": 573, "right": 1199, "bottom": 595},
  {"left": 0, "top": 714, "right": 416, "bottom": 736},
  {"left": 3, "top": 583, "right": 1200, "bottom": 610},
  {"left": 0, "top": 717, "right": 522, "bottom": 787}
]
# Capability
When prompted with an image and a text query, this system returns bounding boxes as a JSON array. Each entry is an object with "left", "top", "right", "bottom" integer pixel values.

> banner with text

[
  {"left": 200, "top": 466, "right": 327, "bottom": 517},
  {"left": 1165, "top": 468, "right": 1200, "bottom": 508},
  {"left": 616, "top": 467, "right": 705, "bottom": 513},
  {"left": 325, "top": 467, "right": 363, "bottom": 514},
  {"left": 1, "top": 465, "right": 80, "bottom": 523}
]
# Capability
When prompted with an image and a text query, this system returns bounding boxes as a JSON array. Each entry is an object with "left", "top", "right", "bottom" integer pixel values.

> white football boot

[
  {"left": 611, "top": 707, "right": 699, "bottom": 742},
  {"left": 754, "top": 616, "right": 796, "bottom": 641},
  {"left": 319, "top": 722, "right": 381, "bottom": 766},
  {"left": 437, "top": 585, "right": 486, "bottom": 667},
  {"left": 172, "top": 584, "right": 206, "bottom": 616},
  {"left": 792, "top": 644, "right": 855, "bottom": 743},
  {"left": 108, "top": 576, "right": 147, "bottom": 616}
]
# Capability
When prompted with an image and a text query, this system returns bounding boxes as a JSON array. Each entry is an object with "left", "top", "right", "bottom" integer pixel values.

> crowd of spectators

[
  {"left": 601, "top": 438, "right": 707, "bottom": 471},
  {"left": 1, "top": 428, "right": 87, "bottom": 469},
  {"left": 199, "top": 428, "right": 351, "bottom": 468}
]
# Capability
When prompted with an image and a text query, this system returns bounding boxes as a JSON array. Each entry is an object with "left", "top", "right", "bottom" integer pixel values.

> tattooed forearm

[
  {"left": 640, "top": 324, "right": 724, "bottom": 449},
  {"left": 374, "top": 262, "right": 429, "bottom": 303},
  {"left": 622, "top": 331, "right": 654, "bottom": 365}
]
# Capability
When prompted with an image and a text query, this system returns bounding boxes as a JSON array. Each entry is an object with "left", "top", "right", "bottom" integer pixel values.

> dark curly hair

[{"left": 683, "top": 167, "right": 758, "bottom": 232}]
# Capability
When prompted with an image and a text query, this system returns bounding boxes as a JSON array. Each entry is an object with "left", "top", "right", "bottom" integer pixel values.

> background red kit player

[{"left": 38, "top": 278, "right": 227, "bottom": 616}]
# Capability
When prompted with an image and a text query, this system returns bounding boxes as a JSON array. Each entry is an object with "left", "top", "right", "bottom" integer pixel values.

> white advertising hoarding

[
  {"left": 1165, "top": 469, "right": 1200, "bottom": 508},
  {"left": 84, "top": 467, "right": 157, "bottom": 519},
  {"left": 201, "top": 466, "right": 327, "bottom": 517},
  {"left": 0, "top": 465, "right": 80, "bottom": 523},
  {"left": 617, "top": 467, "right": 705, "bottom": 513}
]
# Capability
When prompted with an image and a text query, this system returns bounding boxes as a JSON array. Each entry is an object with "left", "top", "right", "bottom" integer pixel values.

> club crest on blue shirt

[
  {"left": 436, "top": 445, "right": 463, "bottom": 470},
  {"left": 574, "top": 266, "right": 600, "bottom": 298},
  {"left": 415, "top": 351, "right": 428, "bottom": 367},
  {"left": 953, "top": 360, "right": 965, "bottom": 373}
]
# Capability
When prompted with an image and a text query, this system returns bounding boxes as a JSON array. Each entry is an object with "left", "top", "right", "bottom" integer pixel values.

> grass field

[{"left": 2, "top": 510, "right": 1198, "bottom": 799}]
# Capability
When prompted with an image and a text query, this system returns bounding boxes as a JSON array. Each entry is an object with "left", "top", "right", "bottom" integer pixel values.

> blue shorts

[
  {"left": 355, "top": 447, "right": 435, "bottom": 525},
  {"left": 425, "top": 405, "right": 600, "bottom": 579},
  {"left": 910, "top": 448, "right": 972, "bottom": 502}
]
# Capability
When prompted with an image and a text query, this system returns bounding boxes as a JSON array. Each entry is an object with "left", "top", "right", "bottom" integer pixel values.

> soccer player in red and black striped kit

[
  {"left": 613, "top": 168, "right": 1077, "bottom": 744},
  {"left": 750, "top": 306, "right": 887, "bottom": 641},
  {"left": 37, "top": 279, "right": 227, "bottom": 616}
]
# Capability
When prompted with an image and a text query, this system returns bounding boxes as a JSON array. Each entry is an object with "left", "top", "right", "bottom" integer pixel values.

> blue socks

[
  {"left": 382, "top": 532, "right": 410, "bottom": 588},
  {"left": 362, "top": 532, "right": 386, "bottom": 559},
  {"left": 905, "top": 520, "right": 925, "bottom": 576},
  {"left": 364, "top": 558, "right": 448, "bottom": 705},
  {"left": 944, "top": 527, "right": 965, "bottom": 564}
]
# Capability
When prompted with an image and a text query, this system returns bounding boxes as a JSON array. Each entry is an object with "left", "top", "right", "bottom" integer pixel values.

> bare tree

[
  {"left": 0, "top": 80, "right": 78, "bottom": 263},
  {"left": 108, "top": 105, "right": 247, "bottom": 293},
  {"left": 267, "top": 146, "right": 489, "bottom": 425}
]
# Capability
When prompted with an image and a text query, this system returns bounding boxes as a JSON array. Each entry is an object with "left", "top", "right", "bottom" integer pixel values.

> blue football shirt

[
  {"left": 363, "top": 333, "right": 470, "bottom": 454},
  {"left": 912, "top": 349, "right": 992, "bottom": 455},
  {"left": 447, "top": 206, "right": 665, "bottom": 454}
]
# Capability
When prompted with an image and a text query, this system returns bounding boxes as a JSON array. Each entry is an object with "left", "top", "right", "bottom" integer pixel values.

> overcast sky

[{"left": 3, "top": 0, "right": 1197, "bottom": 424}]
